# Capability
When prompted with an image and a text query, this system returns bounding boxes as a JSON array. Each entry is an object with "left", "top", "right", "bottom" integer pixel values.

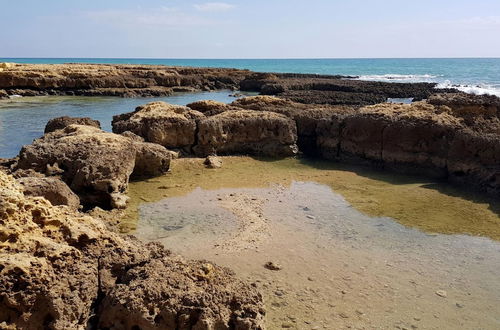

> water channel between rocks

[{"left": 126, "top": 157, "right": 500, "bottom": 329}]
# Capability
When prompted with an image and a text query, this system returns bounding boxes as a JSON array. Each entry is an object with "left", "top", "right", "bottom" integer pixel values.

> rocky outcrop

[
  {"left": 0, "top": 63, "right": 249, "bottom": 97},
  {"left": 0, "top": 63, "right": 461, "bottom": 106},
  {"left": 113, "top": 101, "right": 298, "bottom": 157},
  {"left": 17, "top": 176, "right": 81, "bottom": 209},
  {"left": 45, "top": 116, "right": 101, "bottom": 133},
  {"left": 16, "top": 125, "right": 172, "bottom": 209},
  {"left": 239, "top": 73, "right": 459, "bottom": 105},
  {"left": 112, "top": 102, "right": 205, "bottom": 152},
  {"left": 315, "top": 101, "right": 500, "bottom": 194},
  {"left": 195, "top": 110, "right": 298, "bottom": 157},
  {"left": 0, "top": 171, "right": 265, "bottom": 329}
]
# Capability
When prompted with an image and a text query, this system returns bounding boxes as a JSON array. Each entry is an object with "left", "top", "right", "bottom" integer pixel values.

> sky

[{"left": 1, "top": 0, "right": 500, "bottom": 58}]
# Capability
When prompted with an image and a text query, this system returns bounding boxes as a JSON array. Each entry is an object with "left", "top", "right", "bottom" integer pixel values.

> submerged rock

[
  {"left": 0, "top": 171, "right": 265, "bottom": 329},
  {"left": 16, "top": 124, "right": 172, "bottom": 209}
]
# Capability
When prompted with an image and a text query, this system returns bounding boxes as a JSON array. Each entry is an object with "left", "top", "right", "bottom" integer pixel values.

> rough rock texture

[
  {"left": 17, "top": 176, "right": 81, "bottom": 209},
  {"left": 239, "top": 73, "right": 459, "bottom": 105},
  {"left": 204, "top": 156, "right": 223, "bottom": 169},
  {"left": 0, "top": 63, "right": 460, "bottom": 106},
  {"left": 0, "top": 63, "right": 248, "bottom": 97},
  {"left": 194, "top": 110, "right": 298, "bottom": 157},
  {"left": 230, "top": 96, "right": 353, "bottom": 155},
  {"left": 188, "top": 94, "right": 500, "bottom": 194},
  {"left": 112, "top": 102, "right": 205, "bottom": 151},
  {"left": 316, "top": 101, "right": 500, "bottom": 194},
  {"left": 44, "top": 116, "right": 101, "bottom": 133},
  {"left": 0, "top": 171, "right": 265, "bottom": 329},
  {"left": 16, "top": 125, "right": 172, "bottom": 209}
]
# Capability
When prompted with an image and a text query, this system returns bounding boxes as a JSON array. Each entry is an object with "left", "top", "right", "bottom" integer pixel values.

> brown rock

[
  {"left": 204, "top": 155, "right": 223, "bottom": 169},
  {"left": 16, "top": 125, "right": 171, "bottom": 209},
  {"left": 112, "top": 101, "right": 204, "bottom": 151},
  {"left": 0, "top": 171, "right": 265, "bottom": 329},
  {"left": 44, "top": 116, "right": 101, "bottom": 133},
  {"left": 17, "top": 176, "right": 80, "bottom": 209},
  {"left": 195, "top": 110, "right": 298, "bottom": 157}
]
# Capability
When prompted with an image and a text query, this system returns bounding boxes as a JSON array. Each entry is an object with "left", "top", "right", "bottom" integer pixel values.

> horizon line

[{"left": 1, "top": 57, "right": 500, "bottom": 60}]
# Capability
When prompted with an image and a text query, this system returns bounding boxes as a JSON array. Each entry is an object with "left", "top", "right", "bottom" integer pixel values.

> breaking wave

[
  {"left": 356, "top": 74, "right": 439, "bottom": 83},
  {"left": 436, "top": 81, "right": 500, "bottom": 97},
  {"left": 356, "top": 74, "right": 500, "bottom": 97}
]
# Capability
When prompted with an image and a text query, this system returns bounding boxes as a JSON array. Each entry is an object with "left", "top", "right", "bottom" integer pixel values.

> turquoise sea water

[
  {"left": 2, "top": 58, "right": 500, "bottom": 96},
  {"left": 0, "top": 91, "right": 237, "bottom": 158}
]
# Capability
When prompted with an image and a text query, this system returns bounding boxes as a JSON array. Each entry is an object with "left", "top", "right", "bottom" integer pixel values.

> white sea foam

[
  {"left": 356, "top": 74, "right": 500, "bottom": 97},
  {"left": 436, "top": 81, "right": 500, "bottom": 97},
  {"left": 356, "top": 74, "right": 439, "bottom": 83}
]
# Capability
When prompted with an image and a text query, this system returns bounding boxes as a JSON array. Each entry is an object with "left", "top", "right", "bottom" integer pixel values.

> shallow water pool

[{"left": 0, "top": 91, "right": 237, "bottom": 158}]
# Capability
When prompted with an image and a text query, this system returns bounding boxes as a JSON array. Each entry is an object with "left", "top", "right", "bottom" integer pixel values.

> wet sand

[
  {"left": 135, "top": 182, "right": 500, "bottom": 329},
  {"left": 126, "top": 157, "right": 500, "bottom": 329}
]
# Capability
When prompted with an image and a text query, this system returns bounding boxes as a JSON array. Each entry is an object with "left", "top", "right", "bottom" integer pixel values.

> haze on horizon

[{"left": 2, "top": 0, "right": 500, "bottom": 59}]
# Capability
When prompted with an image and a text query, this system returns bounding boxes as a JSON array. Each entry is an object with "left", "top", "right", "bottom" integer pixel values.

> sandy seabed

[{"left": 126, "top": 157, "right": 500, "bottom": 329}]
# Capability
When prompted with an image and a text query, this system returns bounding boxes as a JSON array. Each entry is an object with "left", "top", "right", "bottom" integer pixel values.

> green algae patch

[{"left": 124, "top": 156, "right": 500, "bottom": 241}]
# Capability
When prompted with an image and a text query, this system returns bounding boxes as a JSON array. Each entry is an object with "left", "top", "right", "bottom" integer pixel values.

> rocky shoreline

[
  {"left": 1, "top": 63, "right": 500, "bottom": 329},
  {"left": 0, "top": 63, "right": 457, "bottom": 105}
]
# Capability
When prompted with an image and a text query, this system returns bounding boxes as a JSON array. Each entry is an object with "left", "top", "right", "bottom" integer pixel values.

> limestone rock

[
  {"left": 204, "top": 155, "right": 223, "bottom": 169},
  {"left": 112, "top": 101, "right": 204, "bottom": 151},
  {"left": 16, "top": 125, "right": 171, "bottom": 209},
  {"left": 17, "top": 176, "right": 80, "bottom": 209},
  {"left": 0, "top": 171, "right": 265, "bottom": 329},
  {"left": 44, "top": 116, "right": 101, "bottom": 133},
  {"left": 195, "top": 110, "right": 298, "bottom": 157}
]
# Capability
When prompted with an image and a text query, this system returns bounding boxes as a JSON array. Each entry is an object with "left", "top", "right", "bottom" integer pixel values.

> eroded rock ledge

[
  {"left": 0, "top": 63, "right": 457, "bottom": 105},
  {"left": 112, "top": 94, "right": 500, "bottom": 196},
  {"left": 0, "top": 171, "right": 265, "bottom": 329}
]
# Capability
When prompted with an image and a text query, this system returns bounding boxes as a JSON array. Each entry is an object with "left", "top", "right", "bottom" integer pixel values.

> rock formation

[
  {"left": 112, "top": 102, "right": 204, "bottom": 152},
  {"left": 16, "top": 125, "right": 172, "bottom": 209},
  {"left": 239, "top": 73, "right": 458, "bottom": 105},
  {"left": 0, "top": 171, "right": 265, "bottom": 329},
  {"left": 0, "top": 63, "right": 248, "bottom": 98},
  {"left": 194, "top": 110, "right": 298, "bottom": 157},
  {"left": 0, "top": 63, "right": 460, "bottom": 105},
  {"left": 113, "top": 101, "right": 299, "bottom": 157},
  {"left": 45, "top": 116, "right": 101, "bottom": 133},
  {"left": 17, "top": 176, "right": 81, "bottom": 209}
]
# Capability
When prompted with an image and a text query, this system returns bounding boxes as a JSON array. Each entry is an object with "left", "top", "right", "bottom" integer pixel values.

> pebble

[
  {"left": 264, "top": 261, "right": 282, "bottom": 271},
  {"left": 435, "top": 290, "right": 447, "bottom": 298}
]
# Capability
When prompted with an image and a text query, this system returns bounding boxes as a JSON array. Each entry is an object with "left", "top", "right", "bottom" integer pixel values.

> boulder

[
  {"left": 16, "top": 125, "right": 171, "bottom": 209},
  {"left": 44, "top": 116, "right": 101, "bottom": 133},
  {"left": 194, "top": 110, "right": 298, "bottom": 157},
  {"left": 0, "top": 171, "right": 265, "bottom": 329},
  {"left": 17, "top": 176, "right": 80, "bottom": 209},
  {"left": 112, "top": 102, "right": 204, "bottom": 151}
]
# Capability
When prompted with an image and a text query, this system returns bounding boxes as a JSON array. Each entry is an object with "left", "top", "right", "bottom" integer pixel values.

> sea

[
  {"left": 1, "top": 58, "right": 500, "bottom": 158},
  {"left": 2, "top": 57, "right": 500, "bottom": 97}
]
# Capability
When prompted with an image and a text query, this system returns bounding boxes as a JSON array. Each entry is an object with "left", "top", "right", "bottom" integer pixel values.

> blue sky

[{"left": 1, "top": 0, "right": 500, "bottom": 58}]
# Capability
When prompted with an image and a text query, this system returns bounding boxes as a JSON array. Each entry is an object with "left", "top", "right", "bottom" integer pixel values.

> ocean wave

[
  {"left": 436, "top": 81, "right": 500, "bottom": 97},
  {"left": 356, "top": 74, "right": 500, "bottom": 97},
  {"left": 356, "top": 74, "right": 439, "bottom": 82}
]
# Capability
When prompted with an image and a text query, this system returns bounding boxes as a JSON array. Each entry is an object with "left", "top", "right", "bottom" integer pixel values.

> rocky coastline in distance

[{"left": 1, "top": 62, "right": 500, "bottom": 329}]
